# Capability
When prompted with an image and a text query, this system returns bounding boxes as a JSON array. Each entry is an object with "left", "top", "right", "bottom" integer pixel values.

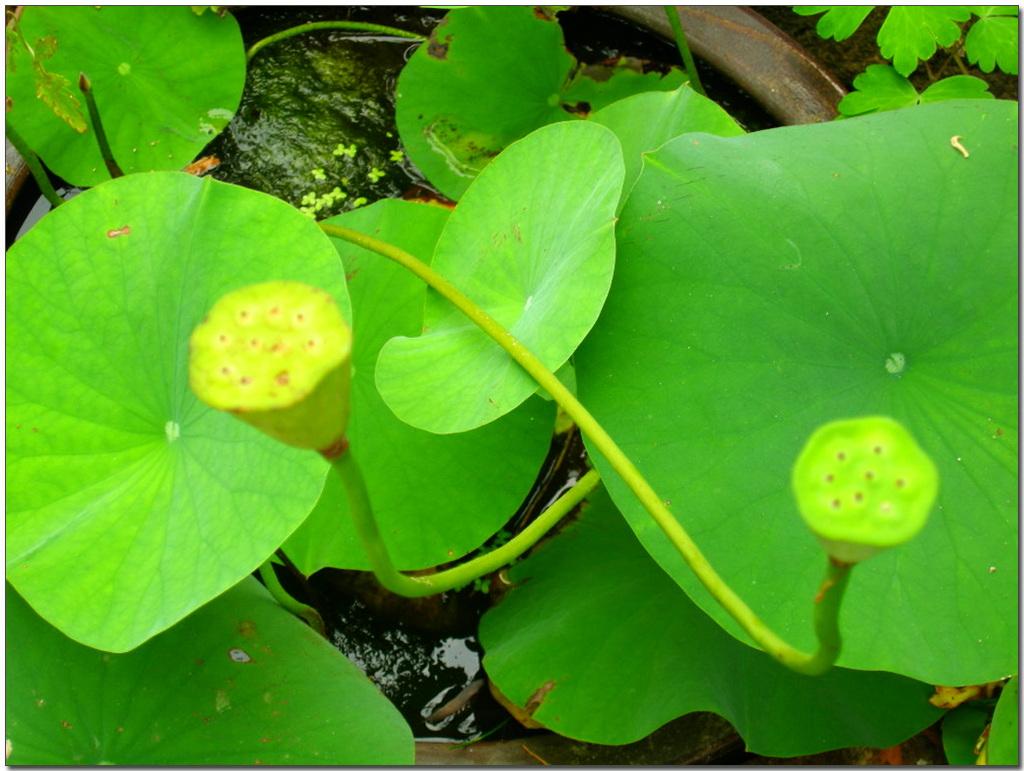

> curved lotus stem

[
  {"left": 793, "top": 416, "right": 939, "bottom": 564},
  {"left": 188, "top": 281, "right": 352, "bottom": 452}
]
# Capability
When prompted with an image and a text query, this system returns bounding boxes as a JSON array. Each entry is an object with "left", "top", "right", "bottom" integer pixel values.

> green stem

[
  {"left": 665, "top": 7, "right": 706, "bottom": 96},
  {"left": 247, "top": 21, "right": 426, "bottom": 64},
  {"left": 78, "top": 72, "right": 123, "bottom": 178},
  {"left": 257, "top": 560, "right": 327, "bottom": 637},
  {"left": 5, "top": 121, "right": 63, "bottom": 209},
  {"left": 319, "top": 221, "right": 850, "bottom": 675},
  {"left": 808, "top": 560, "right": 853, "bottom": 673},
  {"left": 327, "top": 439, "right": 601, "bottom": 598}
]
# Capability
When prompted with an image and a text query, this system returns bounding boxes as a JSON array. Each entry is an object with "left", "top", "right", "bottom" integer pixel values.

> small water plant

[
  {"left": 5, "top": 4, "right": 1018, "bottom": 765},
  {"left": 794, "top": 5, "right": 1018, "bottom": 115}
]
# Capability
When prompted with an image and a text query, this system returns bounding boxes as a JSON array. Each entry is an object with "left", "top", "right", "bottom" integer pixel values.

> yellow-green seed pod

[
  {"left": 189, "top": 281, "right": 352, "bottom": 451},
  {"left": 792, "top": 416, "right": 939, "bottom": 564}
]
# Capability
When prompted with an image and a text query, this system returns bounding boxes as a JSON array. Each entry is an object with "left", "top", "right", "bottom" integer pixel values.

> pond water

[{"left": 204, "top": 6, "right": 774, "bottom": 220}]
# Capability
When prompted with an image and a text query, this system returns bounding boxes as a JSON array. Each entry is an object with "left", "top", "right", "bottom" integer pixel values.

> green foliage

[
  {"left": 876, "top": 7, "right": 972, "bottom": 75},
  {"left": 5, "top": 19, "right": 87, "bottom": 133},
  {"left": 376, "top": 121, "right": 624, "bottom": 433},
  {"left": 5, "top": 579, "right": 412, "bottom": 765},
  {"left": 988, "top": 675, "right": 1020, "bottom": 764},
  {"left": 794, "top": 6, "right": 874, "bottom": 41},
  {"left": 5, "top": 4, "right": 1019, "bottom": 764},
  {"left": 589, "top": 86, "right": 744, "bottom": 207},
  {"left": 481, "top": 489, "right": 941, "bottom": 754},
  {"left": 840, "top": 64, "right": 994, "bottom": 115},
  {"left": 6, "top": 173, "right": 348, "bottom": 652},
  {"left": 794, "top": 5, "right": 1016, "bottom": 117},
  {"left": 395, "top": 6, "right": 688, "bottom": 199},
  {"left": 941, "top": 701, "right": 993, "bottom": 764},
  {"left": 574, "top": 100, "right": 1017, "bottom": 685},
  {"left": 965, "top": 7, "right": 1019, "bottom": 73},
  {"left": 5, "top": 6, "right": 245, "bottom": 187},
  {"left": 287, "top": 200, "right": 554, "bottom": 573}
]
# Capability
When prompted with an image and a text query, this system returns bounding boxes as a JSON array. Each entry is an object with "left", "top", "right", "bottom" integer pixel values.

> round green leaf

[
  {"left": 395, "top": 7, "right": 579, "bottom": 200},
  {"left": 395, "top": 7, "right": 678, "bottom": 200},
  {"left": 575, "top": 100, "right": 1018, "bottom": 685},
  {"left": 480, "top": 489, "right": 941, "bottom": 755},
  {"left": 285, "top": 200, "right": 554, "bottom": 572},
  {"left": 5, "top": 579, "right": 413, "bottom": 765},
  {"left": 376, "top": 121, "right": 623, "bottom": 434},
  {"left": 6, "top": 172, "right": 349, "bottom": 652},
  {"left": 6, "top": 6, "right": 245, "bottom": 187}
]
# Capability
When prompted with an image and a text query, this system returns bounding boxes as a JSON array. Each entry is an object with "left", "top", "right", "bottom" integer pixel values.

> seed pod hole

[
  {"left": 239, "top": 376, "right": 253, "bottom": 386},
  {"left": 276, "top": 372, "right": 290, "bottom": 386},
  {"left": 792, "top": 416, "right": 939, "bottom": 563}
]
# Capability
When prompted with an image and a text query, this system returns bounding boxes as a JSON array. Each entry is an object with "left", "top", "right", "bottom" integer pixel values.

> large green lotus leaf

[
  {"left": 285, "top": 200, "right": 554, "bottom": 572},
  {"left": 6, "top": 172, "right": 349, "bottom": 652},
  {"left": 480, "top": 489, "right": 940, "bottom": 755},
  {"left": 590, "top": 85, "right": 744, "bottom": 208},
  {"left": 5, "top": 579, "right": 413, "bottom": 765},
  {"left": 574, "top": 100, "right": 1018, "bottom": 685},
  {"left": 376, "top": 121, "right": 623, "bottom": 434},
  {"left": 395, "top": 7, "right": 680, "bottom": 200},
  {"left": 6, "top": 6, "right": 244, "bottom": 187}
]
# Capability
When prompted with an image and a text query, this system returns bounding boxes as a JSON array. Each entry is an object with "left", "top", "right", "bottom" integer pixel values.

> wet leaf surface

[
  {"left": 575, "top": 100, "right": 1018, "bottom": 684},
  {"left": 480, "top": 488, "right": 940, "bottom": 754},
  {"left": 6, "top": 172, "right": 348, "bottom": 651},
  {"left": 293, "top": 199, "right": 553, "bottom": 571},
  {"left": 5, "top": 579, "right": 413, "bottom": 764},
  {"left": 376, "top": 121, "right": 623, "bottom": 434},
  {"left": 5, "top": 7, "right": 245, "bottom": 187}
]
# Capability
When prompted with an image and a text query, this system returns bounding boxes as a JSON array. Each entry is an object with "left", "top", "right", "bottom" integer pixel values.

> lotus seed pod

[
  {"left": 189, "top": 281, "right": 352, "bottom": 451},
  {"left": 792, "top": 416, "right": 939, "bottom": 564}
]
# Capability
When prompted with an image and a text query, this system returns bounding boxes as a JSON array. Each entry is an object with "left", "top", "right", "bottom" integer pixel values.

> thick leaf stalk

[
  {"left": 189, "top": 281, "right": 352, "bottom": 451},
  {"left": 330, "top": 442, "right": 602, "bottom": 597},
  {"left": 319, "top": 221, "right": 945, "bottom": 676}
]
